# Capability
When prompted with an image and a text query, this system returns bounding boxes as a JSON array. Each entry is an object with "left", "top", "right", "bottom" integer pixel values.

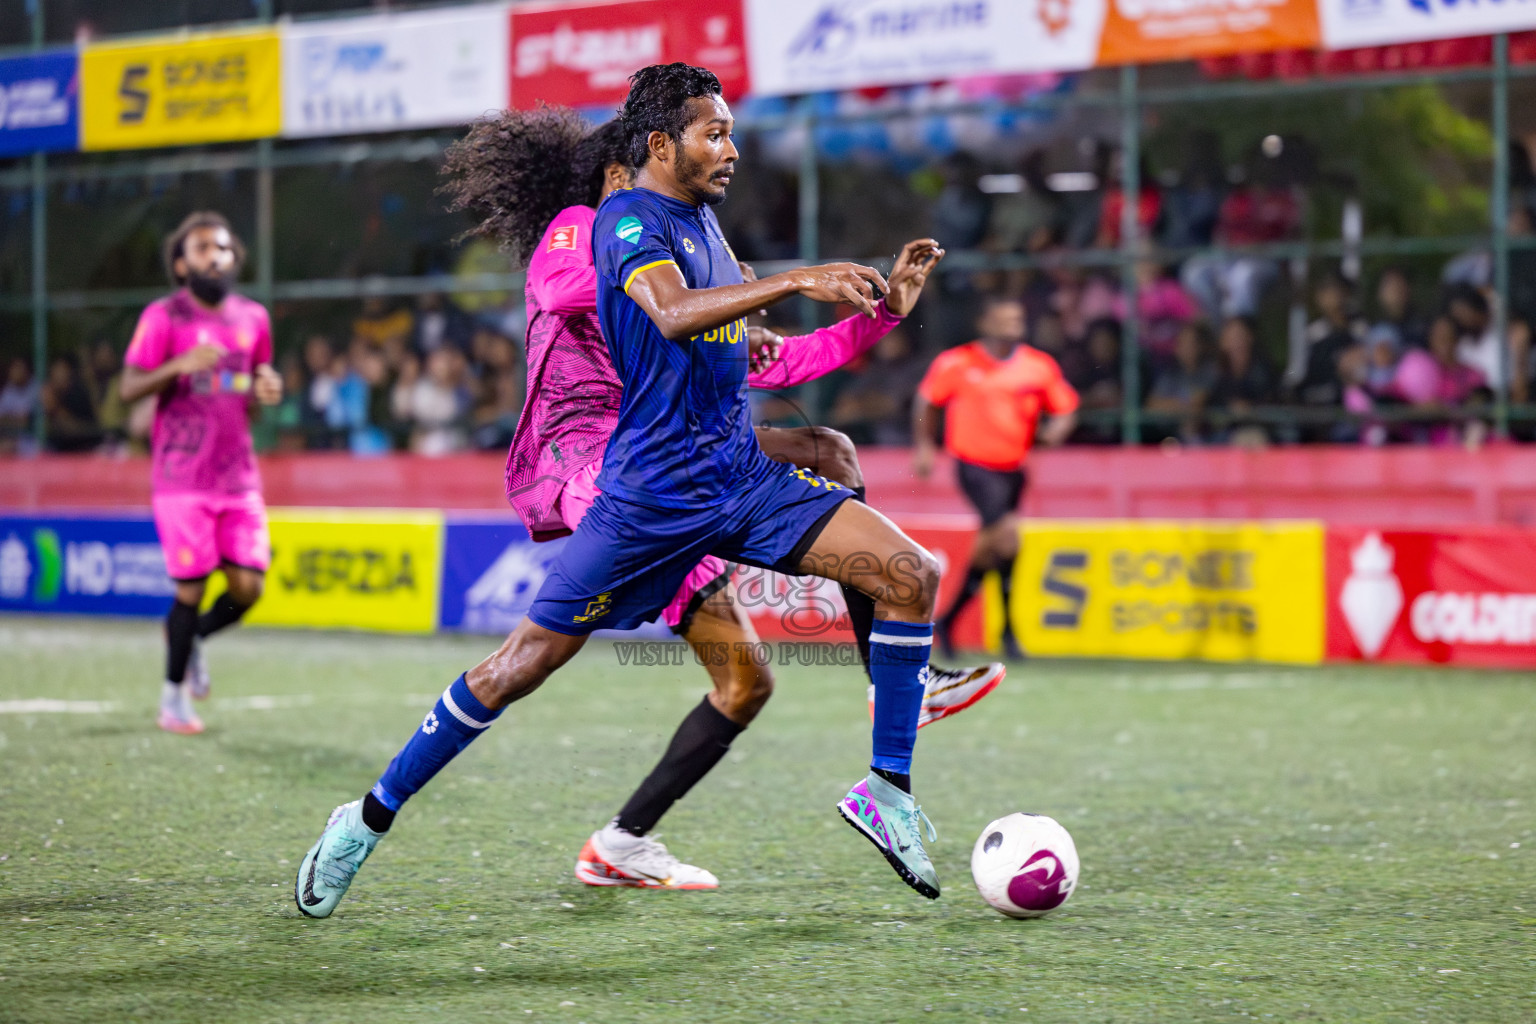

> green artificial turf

[{"left": 1, "top": 616, "right": 1531, "bottom": 1023}]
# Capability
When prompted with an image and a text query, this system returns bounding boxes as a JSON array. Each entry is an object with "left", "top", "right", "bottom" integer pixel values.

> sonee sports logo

[{"left": 422, "top": 711, "right": 439, "bottom": 735}]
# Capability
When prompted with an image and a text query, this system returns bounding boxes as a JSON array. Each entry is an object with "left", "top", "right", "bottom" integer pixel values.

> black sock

[
  {"left": 615, "top": 697, "right": 745, "bottom": 836},
  {"left": 165, "top": 600, "right": 199, "bottom": 683},
  {"left": 840, "top": 486, "right": 877, "bottom": 677},
  {"left": 997, "top": 556, "right": 1018, "bottom": 642},
  {"left": 939, "top": 566, "right": 987, "bottom": 630},
  {"left": 197, "top": 593, "right": 250, "bottom": 639},
  {"left": 873, "top": 767, "right": 911, "bottom": 793},
  {"left": 361, "top": 791, "right": 396, "bottom": 834}
]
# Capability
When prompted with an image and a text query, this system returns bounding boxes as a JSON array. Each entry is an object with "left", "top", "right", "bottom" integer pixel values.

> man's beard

[
  {"left": 187, "top": 268, "right": 233, "bottom": 305},
  {"left": 677, "top": 149, "right": 728, "bottom": 207}
]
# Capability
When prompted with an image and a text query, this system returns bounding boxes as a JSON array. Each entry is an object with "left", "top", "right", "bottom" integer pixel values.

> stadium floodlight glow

[{"left": 978, "top": 173, "right": 1025, "bottom": 194}]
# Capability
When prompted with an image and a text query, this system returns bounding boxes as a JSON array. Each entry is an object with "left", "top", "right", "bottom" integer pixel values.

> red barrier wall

[{"left": 8, "top": 446, "right": 1536, "bottom": 525}]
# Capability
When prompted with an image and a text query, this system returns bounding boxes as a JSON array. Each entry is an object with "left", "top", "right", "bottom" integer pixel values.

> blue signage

[
  {"left": 0, "top": 514, "right": 175, "bottom": 618},
  {"left": 0, "top": 50, "right": 79, "bottom": 158},
  {"left": 440, "top": 516, "right": 668, "bottom": 638}
]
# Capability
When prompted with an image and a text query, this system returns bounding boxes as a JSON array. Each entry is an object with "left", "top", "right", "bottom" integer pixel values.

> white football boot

[{"left": 575, "top": 821, "right": 718, "bottom": 889}]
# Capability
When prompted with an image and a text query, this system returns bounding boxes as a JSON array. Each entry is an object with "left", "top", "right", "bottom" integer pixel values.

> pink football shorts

[
  {"left": 558, "top": 461, "right": 730, "bottom": 631},
  {"left": 152, "top": 490, "right": 271, "bottom": 581}
]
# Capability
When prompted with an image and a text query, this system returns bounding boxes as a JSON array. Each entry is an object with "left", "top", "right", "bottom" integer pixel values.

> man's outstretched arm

[{"left": 625, "top": 260, "right": 890, "bottom": 341}]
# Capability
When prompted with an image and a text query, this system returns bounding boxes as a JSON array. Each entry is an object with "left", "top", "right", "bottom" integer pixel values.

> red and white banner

[
  {"left": 509, "top": 0, "right": 748, "bottom": 109},
  {"left": 1327, "top": 525, "right": 1536, "bottom": 668}
]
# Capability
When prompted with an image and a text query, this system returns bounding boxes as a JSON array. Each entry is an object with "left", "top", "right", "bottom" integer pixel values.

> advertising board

[{"left": 0, "top": 50, "right": 79, "bottom": 158}]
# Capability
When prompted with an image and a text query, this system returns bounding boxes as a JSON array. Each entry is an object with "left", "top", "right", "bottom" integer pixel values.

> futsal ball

[{"left": 970, "top": 812, "right": 1079, "bottom": 918}]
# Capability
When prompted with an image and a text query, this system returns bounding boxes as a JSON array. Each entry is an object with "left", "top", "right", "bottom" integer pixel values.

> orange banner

[{"left": 1097, "top": 0, "right": 1321, "bottom": 66}]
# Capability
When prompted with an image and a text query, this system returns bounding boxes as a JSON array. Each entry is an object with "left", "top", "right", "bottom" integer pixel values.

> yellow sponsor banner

[
  {"left": 1012, "top": 520, "right": 1324, "bottom": 664},
  {"left": 81, "top": 29, "right": 280, "bottom": 151},
  {"left": 213, "top": 508, "right": 442, "bottom": 634}
]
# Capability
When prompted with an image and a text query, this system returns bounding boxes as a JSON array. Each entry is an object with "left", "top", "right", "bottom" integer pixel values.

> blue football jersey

[{"left": 592, "top": 187, "right": 761, "bottom": 508}]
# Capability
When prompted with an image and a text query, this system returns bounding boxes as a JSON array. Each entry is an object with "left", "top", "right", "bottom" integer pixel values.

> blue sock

[
  {"left": 371, "top": 674, "right": 502, "bottom": 812},
  {"left": 867, "top": 619, "right": 932, "bottom": 777}
]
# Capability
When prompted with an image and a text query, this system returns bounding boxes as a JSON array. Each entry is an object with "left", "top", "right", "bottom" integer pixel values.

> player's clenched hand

[
  {"left": 176, "top": 343, "right": 223, "bottom": 375},
  {"left": 884, "top": 239, "right": 945, "bottom": 317},
  {"left": 747, "top": 326, "right": 783, "bottom": 373},
  {"left": 792, "top": 262, "right": 889, "bottom": 318},
  {"left": 253, "top": 363, "right": 283, "bottom": 406}
]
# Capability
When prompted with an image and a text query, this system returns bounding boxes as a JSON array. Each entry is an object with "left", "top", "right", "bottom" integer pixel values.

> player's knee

[
  {"left": 175, "top": 580, "right": 206, "bottom": 606},
  {"left": 228, "top": 574, "right": 264, "bottom": 606},
  {"left": 470, "top": 625, "right": 575, "bottom": 710},
  {"left": 810, "top": 426, "right": 864, "bottom": 490},
  {"left": 716, "top": 662, "right": 774, "bottom": 724},
  {"left": 909, "top": 548, "right": 942, "bottom": 619}
]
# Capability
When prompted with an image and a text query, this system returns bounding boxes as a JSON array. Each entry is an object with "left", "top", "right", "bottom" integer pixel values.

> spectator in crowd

[
  {"left": 1094, "top": 153, "right": 1161, "bottom": 250},
  {"left": 1180, "top": 158, "right": 1300, "bottom": 322},
  {"left": 399, "top": 347, "right": 467, "bottom": 455},
  {"left": 1392, "top": 315, "right": 1487, "bottom": 445},
  {"left": 1067, "top": 317, "right": 1124, "bottom": 445},
  {"left": 0, "top": 357, "right": 40, "bottom": 452},
  {"left": 352, "top": 296, "right": 414, "bottom": 351},
  {"left": 1371, "top": 267, "right": 1427, "bottom": 351},
  {"left": 1446, "top": 282, "right": 1531, "bottom": 403},
  {"left": 1077, "top": 258, "right": 1198, "bottom": 366},
  {"left": 303, "top": 335, "right": 342, "bottom": 448},
  {"left": 412, "top": 291, "right": 472, "bottom": 356},
  {"left": 40, "top": 353, "right": 101, "bottom": 452},
  {"left": 931, "top": 151, "right": 991, "bottom": 251},
  {"left": 257, "top": 351, "right": 309, "bottom": 453},
  {"left": 1294, "top": 271, "right": 1367, "bottom": 411},
  {"left": 1160, "top": 133, "right": 1224, "bottom": 249},
  {"left": 1145, "top": 321, "right": 1217, "bottom": 443},
  {"left": 828, "top": 326, "right": 927, "bottom": 445},
  {"left": 84, "top": 339, "right": 130, "bottom": 447},
  {"left": 471, "top": 365, "right": 524, "bottom": 451},
  {"left": 1342, "top": 325, "right": 1406, "bottom": 446},
  {"left": 1209, "top": 317, "right": 1276, "bottom": 446}
]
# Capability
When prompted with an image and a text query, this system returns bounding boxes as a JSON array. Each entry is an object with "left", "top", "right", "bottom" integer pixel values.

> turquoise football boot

[
  {"left": 295, "top": 799, "right": 383, "bottom": 918},
  {"left": 837, "top": 772, "right": 940, "bottom": 899}
]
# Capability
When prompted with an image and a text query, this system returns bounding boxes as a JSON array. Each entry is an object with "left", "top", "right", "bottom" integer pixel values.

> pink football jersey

[{"left": 125, "top": 289, "right": 273, "bottom": 496}]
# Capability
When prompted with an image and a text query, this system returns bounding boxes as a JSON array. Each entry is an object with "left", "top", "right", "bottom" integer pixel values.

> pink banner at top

[{"left": 509, "top": 0, "right": 749, "bottom": 110}]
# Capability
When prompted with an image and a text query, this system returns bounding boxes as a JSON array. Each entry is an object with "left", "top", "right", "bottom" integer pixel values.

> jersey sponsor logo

[
  {"left": 615, "top": 216, "right": 643, "bottom": 244},
  {"left": 681, "top": 236, "right": 696, "bottom": 253},
  {"left": 693, "top": 319, "right": 746, "bottom": 345},
  {"left": 548, "top": 224, "right": 581, "bottom": 252}
]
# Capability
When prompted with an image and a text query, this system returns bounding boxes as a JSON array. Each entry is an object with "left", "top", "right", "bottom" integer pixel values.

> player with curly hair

[{"left": 295, "top": 65, "right": 980, "bottom": 914}]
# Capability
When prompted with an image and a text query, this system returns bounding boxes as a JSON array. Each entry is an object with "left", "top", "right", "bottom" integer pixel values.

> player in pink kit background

[
  {"left": 120, "top": 212, "right": 283, "bottom": 735},
  {"left": 441, "top": 111, "right": 1002, "bottom": 888}
]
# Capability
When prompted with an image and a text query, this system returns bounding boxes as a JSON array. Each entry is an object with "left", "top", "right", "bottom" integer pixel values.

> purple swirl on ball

[{"left": 1006, "top": 849, "right": 1071, "bottom": 912}]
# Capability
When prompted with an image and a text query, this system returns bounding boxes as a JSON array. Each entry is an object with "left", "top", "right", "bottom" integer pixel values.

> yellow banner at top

[{"left": 81, "top": 29, "right": 280, "bottom": 151}]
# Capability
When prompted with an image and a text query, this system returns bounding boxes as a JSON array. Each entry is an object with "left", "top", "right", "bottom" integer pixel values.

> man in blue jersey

[{"left": 294, "top": 63, "right": 945, "bottom": 915}]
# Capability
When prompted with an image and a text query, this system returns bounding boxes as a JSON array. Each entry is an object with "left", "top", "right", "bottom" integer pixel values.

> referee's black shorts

[{"left": 956, "top": 459, "right": 1026, "bottom": 528}]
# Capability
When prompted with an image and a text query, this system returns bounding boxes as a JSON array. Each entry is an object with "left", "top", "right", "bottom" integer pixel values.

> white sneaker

[
  {"left": 866, "top": 662, "right": 1006, "bottom": 729},
  {"left": 575, "top": 822, "right": 718, "bottom": 889},
  {"left": 187, "top": 638, "right": 211, "bottom": 701}
]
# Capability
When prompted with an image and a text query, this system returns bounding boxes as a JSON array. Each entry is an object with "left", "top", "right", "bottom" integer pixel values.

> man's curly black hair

[
  {"left": 618, "top": 63, "right": 723, "bottom": 168},
  {"left": 439, "top": 106, "right": 633, "bottom": 267}
]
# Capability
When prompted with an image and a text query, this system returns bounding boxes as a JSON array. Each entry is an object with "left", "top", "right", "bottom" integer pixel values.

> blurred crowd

[
  {"left": 0, "top": 292, "right": 525, "bottom": 458},
  {"left": 7, "top": 134, "right": 1536, "bottom": 456}
]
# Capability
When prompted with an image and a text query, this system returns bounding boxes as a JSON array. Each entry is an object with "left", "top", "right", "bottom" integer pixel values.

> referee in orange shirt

[{"left": 913, "top": 295, "right": 1079, "bottom": 659}]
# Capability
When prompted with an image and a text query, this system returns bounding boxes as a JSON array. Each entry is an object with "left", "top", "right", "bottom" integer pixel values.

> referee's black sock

[
  {"left": 615, "top": 697, "right": 744, "bottom": 836},
  {"left": 197, "top": 593, "right": 250, "bottom": 639},
  {"left": 940, "top": 566, "right": 987, "bottom": 629},
  {"left": 839, "top": 486, "right": 877, "bottom": 677},
  {"left": 165, "top": 599, "right": 199, "bottom": 684}
]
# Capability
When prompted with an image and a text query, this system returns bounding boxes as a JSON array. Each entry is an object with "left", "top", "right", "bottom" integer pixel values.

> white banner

[
  {"left": 282, "top": 5, "right": 509, "bottom": 138},
  {"left": 744, "top": 0, "right": 1106, "bottom": 96},
  {"left": 1320, "top": 0, "right": 1536, "bottom": 50}
]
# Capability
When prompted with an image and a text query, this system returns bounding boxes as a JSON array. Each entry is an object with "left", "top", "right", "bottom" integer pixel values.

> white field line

[
  {"left": 0, "top": 699, "right": 122, "bottom": 714},
  {"left": 0, "top": 695, "right": 313, "bottom": 714}
]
